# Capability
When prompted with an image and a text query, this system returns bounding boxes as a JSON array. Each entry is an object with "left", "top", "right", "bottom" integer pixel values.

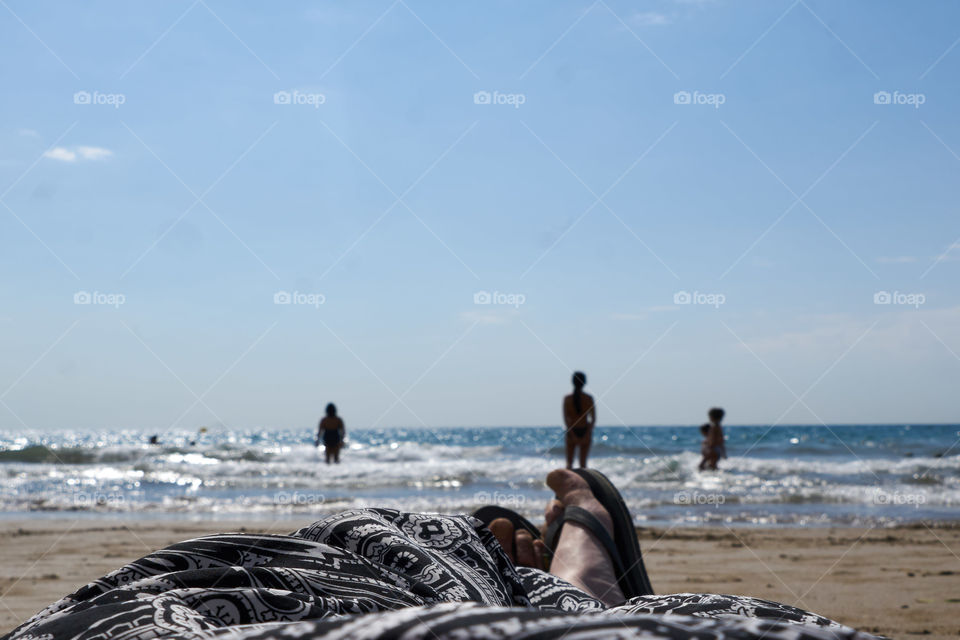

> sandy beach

[{"left": 0, "top": 518, "right": 956, "bottom": 639}]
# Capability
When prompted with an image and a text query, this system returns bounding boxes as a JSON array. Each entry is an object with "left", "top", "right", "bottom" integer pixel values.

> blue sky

[{"left": 1, "top": 0, "right": 959, "bottom": 432}]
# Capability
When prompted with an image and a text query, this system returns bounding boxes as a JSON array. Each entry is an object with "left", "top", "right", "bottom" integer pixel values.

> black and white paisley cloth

[{"left": 3, "top": 508, "right": 880, "bottom": 640}]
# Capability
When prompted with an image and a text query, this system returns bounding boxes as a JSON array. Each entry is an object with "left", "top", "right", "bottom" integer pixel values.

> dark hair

[
  {"left": 326, "top": 403, "right": 337, "bottom": 417},
  {"left": 708, "top": 407, "right": 725, "bottom": 422},
  {"left": 571, "top": 371, "right": 586, "bottom": 414},
  {"left": 700, "top": 423, "right": 710, "bottom": 436}
]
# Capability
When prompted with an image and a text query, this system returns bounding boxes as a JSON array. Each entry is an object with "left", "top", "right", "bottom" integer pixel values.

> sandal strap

[
  {"left": 543, "top": 506, "right": 628, "bottom": 591},
  {"left": 562, "top": 506, "right": 628, "bottom": 583},
  {"left": 543, "top": 514, "right": 565, "bottom": 553}
]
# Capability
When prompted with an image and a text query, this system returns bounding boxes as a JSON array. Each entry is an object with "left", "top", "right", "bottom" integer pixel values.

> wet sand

[{"left": 1, "top": 518, "right": 957, "bottom": 639}]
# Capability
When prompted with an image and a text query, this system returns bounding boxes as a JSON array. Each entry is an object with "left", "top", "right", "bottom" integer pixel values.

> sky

[{"left": 1, "top": 0, "right": 959, "bottom": 432}]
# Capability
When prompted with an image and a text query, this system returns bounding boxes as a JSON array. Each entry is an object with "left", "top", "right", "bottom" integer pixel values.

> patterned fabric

[{"left": 3, "top": 508, "right": 880, "bottom": 640}]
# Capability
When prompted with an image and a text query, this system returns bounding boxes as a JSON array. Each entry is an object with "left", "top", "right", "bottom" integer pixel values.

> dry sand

[{"left": 1, "top": 518, "right": 958, "bottom": 639}]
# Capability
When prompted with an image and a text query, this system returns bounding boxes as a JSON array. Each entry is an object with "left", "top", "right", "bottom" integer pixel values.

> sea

[{"left": 1, "top": 424, "right": 957, "bottom": 528}]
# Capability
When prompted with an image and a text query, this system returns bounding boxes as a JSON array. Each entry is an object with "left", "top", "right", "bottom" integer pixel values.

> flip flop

[
  {"left": 543, "top": 469, "right": 653, "bottom": 599},
  {"left": 472, "top": 505, "right": 553, "bottom": 566}
]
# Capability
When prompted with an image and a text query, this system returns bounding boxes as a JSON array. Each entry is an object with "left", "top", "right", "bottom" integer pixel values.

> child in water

[
  {"left": 697, "top": 423, "right": 711, "bottom": 471},
  {"left": 698, "top": 408, "right": 727, "bottom": 471}
]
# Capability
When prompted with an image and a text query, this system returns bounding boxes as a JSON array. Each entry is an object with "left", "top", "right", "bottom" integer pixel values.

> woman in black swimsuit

[
  {"left": 316, "top": 403, "right": 346, "bottom": 464},
  {"left": 563, "top": 371, "right": 596, "bottom": 469}
]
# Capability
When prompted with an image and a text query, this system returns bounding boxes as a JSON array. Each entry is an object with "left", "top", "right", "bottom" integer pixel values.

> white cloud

[
  {"left": 878, "top": 244, "right": 960, "bottom": 265},
  {"left": 744, "top": 316, "right": 868, "bottom": 354},
  {"left": 877, "top": 256, "right": 917, "bottom": 264},
  {"left": 43, "top": 147, "right": 77, "bottom": 162},
  {"left": 303, "top": 7, "right": 356, "bottom": 24},
  {"left": 930, "top": 243, "right": 960, "bottom": 263},
  {"left": 18, "top": 128, "right": 40, "bottom": 138},
  {"left": 631, "top": 11, "right": 671, "bottom": 26},
  {"left": 742, "top": 308, "right": 960, "bottom": 359},
  {"left": 647, "top": 305, "right": 681, "bottom": 313},
  {"left": 460, "top": 310, "right": 515, "bottom": 325},
  {"left": 43, "top": 146, "right": 112, "bottom": 163},
  {"left": 77, "top": 146, "right": 112, "bottom": 160}
]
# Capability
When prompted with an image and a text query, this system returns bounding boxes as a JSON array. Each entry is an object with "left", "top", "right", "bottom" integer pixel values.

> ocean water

[{"left": 1, "top": 424, "right": 957, "bottom": 527}]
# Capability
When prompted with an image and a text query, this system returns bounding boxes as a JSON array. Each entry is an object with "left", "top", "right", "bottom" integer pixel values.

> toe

[
  {"left": 544, "top": 499, "right": 564, "bottom": 528},
  {"left": 532, "top": 539, "right": 548, "bottom": 569},
  {"left": 546, "top": 468, "right": 592, "bottom": 504},
  {"left": 515, "top": 529, "right": 536, "bottom": 568},
  {"left": 488, "top": 517, "right": 515, "bottom": 561}
]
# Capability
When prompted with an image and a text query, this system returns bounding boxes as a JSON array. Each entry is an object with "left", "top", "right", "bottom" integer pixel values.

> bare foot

[{"left": 545, "top": 468, "right": 625, "bottom": 606}]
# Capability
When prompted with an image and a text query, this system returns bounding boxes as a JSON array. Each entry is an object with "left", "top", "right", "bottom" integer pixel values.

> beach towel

[{"left": 3, "top": 508, "right": 880, "bottom": 640}]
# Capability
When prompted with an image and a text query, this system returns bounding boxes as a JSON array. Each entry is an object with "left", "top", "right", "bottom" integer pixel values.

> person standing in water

[
  {"left": 563, "top": 371, "right": 596, "bottom": 469},
  {"left": 702, "top": 407, "right": 727, "bottom": 470},
  {"left": 315, "top": 403, "right": 346, "bottom": 464},
  {"left": 697, "top": 423, "right": 711, "bottom": 471}
]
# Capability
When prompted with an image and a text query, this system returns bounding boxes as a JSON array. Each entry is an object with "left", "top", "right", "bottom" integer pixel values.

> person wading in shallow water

[
  {"left": 563, "top": 371, "right": 596, "bottom": 469},
  {"left": 316, "top": 403, "right": 346, "bottom": 464},
  {"left": 701, "top": 407, "right": 727, "bottom": 471}
]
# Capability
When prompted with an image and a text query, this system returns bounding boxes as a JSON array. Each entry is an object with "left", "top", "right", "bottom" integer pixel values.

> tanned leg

[{"left": 579, "top": 437, "right": 591, "bottom": 468}]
